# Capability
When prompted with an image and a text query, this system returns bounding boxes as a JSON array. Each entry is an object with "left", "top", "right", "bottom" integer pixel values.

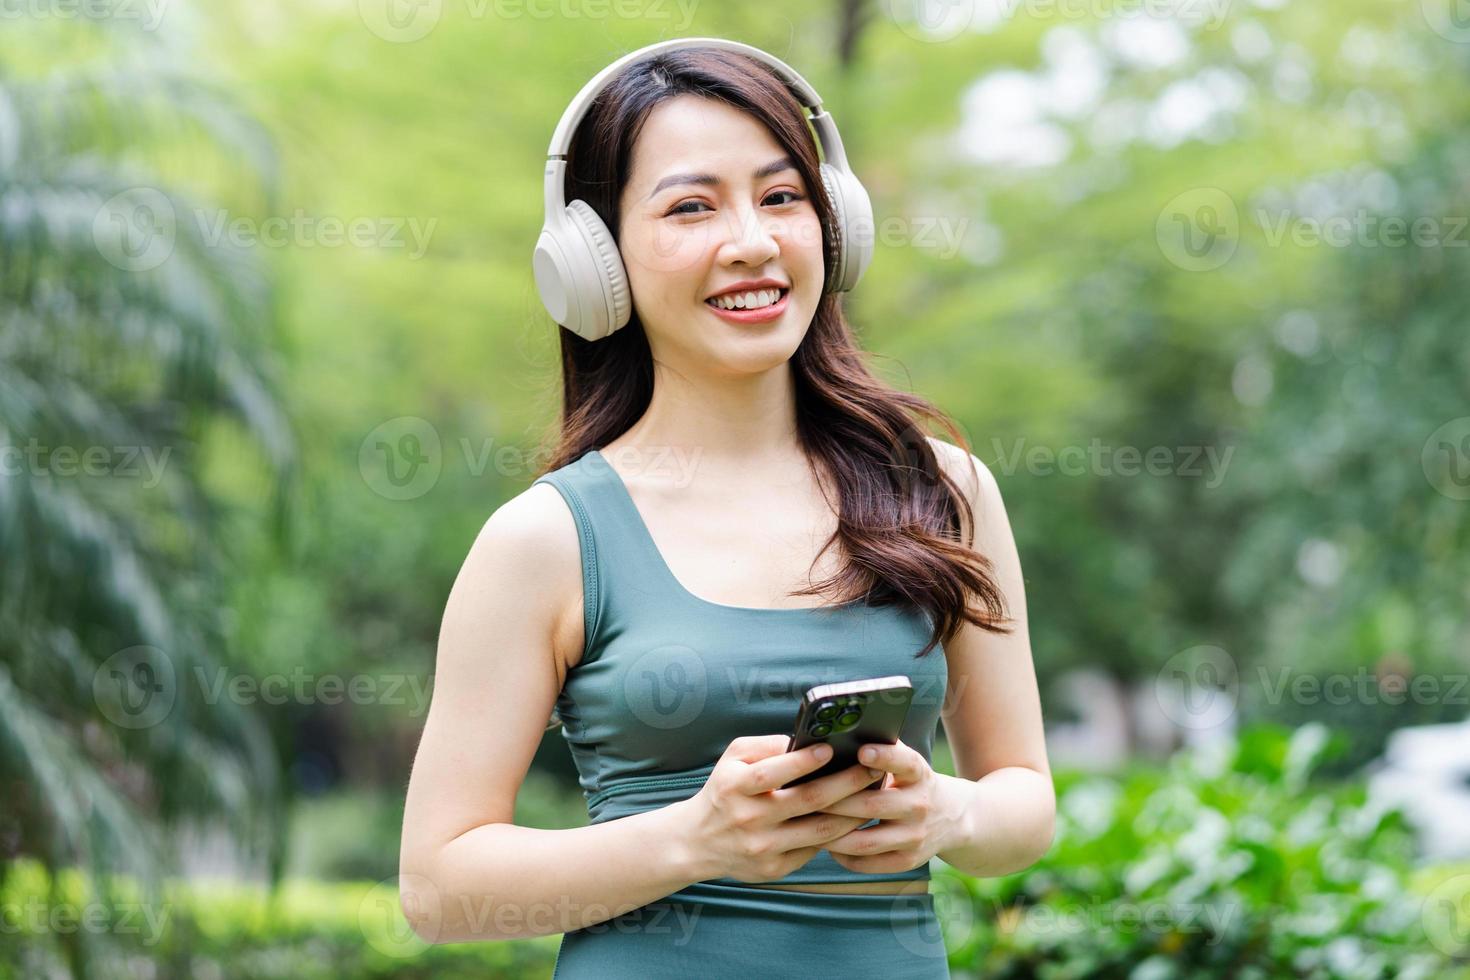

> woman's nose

[{"left": 718, "top": 204, "right": 779, "bottom": 263}]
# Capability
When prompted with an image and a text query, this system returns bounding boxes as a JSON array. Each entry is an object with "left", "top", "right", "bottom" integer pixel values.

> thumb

[{"left": 722, "top": 733, "right": 792, "bottom": 763}]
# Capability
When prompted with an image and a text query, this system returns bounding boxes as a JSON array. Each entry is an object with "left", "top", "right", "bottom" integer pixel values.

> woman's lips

[{"left": 703, "top": 288, "right": 790, "bottom": 324}]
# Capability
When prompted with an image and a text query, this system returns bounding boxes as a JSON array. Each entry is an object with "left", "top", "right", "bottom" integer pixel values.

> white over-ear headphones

[{"left": 532, "top": 37, "right": 875, "bottom": 342}]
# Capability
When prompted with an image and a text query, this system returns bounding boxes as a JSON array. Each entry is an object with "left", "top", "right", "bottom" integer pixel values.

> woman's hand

[
  {"left": 814, "top": 737, "right": 970, "bottom": 875},
  {"left": 676, "top": 735, "right": 882, "bottom": 884}
]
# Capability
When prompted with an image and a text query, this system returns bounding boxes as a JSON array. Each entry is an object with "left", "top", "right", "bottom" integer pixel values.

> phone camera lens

[
  {"left": 810, "top": 722, "right": 832, "bottom": 737},
  {"left": 836, "top": 710, "right": 860, "bottom": 726},
  {"left": 814, "top": 701, "right": 838, "bottom": 721}
]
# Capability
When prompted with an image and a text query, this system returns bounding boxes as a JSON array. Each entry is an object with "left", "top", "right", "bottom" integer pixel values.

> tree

[{"left": 0, "top": 16, "right": 295, "bottom": 976}]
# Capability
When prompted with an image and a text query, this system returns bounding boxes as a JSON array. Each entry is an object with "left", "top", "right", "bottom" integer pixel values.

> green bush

[
  {"left": 936, "top": 722, "right": 1470, "bottom": 979},
  {"left": 0, "top": 861, "right": 560, "bottom": 980}
]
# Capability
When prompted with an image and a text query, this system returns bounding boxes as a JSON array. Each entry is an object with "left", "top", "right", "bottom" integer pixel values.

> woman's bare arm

[
  {"left": 398, "top": 484, "right": 715, "bottom": 943},
  {"left": 929, "top": 438, "right": 1056, "bottom": 876}
]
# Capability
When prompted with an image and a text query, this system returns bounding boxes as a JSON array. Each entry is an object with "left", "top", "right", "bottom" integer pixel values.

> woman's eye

[
  {"left": 766, "top": 190, "right": 805, "bottom": 206},
  {"left": 665, "top": 191, "right": 806, "bottom": 217}
]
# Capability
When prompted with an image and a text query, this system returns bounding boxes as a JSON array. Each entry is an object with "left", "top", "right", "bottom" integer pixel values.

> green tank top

[{"left": 532, "top": 449, "right": 949, "bottom": 886}]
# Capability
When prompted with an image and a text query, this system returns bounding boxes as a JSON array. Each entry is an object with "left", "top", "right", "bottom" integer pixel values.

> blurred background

[{"left": 2, "top": 0, "right": 1468, "bottom": 976}]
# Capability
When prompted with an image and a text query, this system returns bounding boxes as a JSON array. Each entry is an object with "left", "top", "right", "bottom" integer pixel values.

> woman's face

[{"left": 617, "top": 94, "right": 826, "bottom": 377}]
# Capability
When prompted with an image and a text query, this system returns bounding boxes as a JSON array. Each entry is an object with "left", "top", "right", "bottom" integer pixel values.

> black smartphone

[{"left": 779, "top": 675, "right": 914, "bottom": 791}]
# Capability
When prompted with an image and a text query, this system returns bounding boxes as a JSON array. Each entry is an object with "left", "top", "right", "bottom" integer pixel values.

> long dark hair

[{"left": 533, "top": 45, "right": 1011, "bottom": 659}]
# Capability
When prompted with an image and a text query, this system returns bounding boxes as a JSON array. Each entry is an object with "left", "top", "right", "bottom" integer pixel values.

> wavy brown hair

[{"left": 533, "top": 45, "right": 1011, "bottom": 660}]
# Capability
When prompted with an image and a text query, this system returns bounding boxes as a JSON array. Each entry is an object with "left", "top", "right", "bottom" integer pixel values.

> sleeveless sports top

[{"left": 531, "top": 449, "right": 949, "bottom": 887}]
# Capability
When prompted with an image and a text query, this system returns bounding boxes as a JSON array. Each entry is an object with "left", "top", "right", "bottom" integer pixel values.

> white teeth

[{"left": 708, "top": 288, "right": 783, "bottom": 310}]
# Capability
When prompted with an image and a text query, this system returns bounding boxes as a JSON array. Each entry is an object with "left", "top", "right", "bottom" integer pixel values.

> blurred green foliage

[
  {"left": 0, "top": 857, "right": 561, "bottom": 979},
  {"left": 0, "top": 15, "right": 295, "bottom": 980},
  {"left": 950, "top": 723, "right": 1470, "bottom": 977}
]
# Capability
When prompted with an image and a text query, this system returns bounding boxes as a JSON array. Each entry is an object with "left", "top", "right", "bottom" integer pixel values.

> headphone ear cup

[
  {"left": 819, "top": 163, "right": 874, "bottom": 293},
  {"left": 532, "top": 225, "right": 577, "bottom": 329},
  {"left": 565, "top": 199, "right": 632, "bottom": 340},
  {"left": 819, "top": 164, "right": 848, "bottom": 293}
]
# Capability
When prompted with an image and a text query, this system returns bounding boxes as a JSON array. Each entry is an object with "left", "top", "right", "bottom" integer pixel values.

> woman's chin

[{"left": 703, "top": 316, "right": 807, "bottom": 368}]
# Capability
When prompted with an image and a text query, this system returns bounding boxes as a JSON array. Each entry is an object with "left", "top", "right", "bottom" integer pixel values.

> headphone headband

[
  {"left": 542, "top": 37, "right": 852, "bottom": 215},
  {"left": 546, "top": 37, "right": 823, "bottom": 158}
]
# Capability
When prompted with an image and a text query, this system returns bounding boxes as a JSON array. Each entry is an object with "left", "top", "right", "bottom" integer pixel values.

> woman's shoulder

[
  {"left": 487, "top": 479, "right": 585, "bottom": 559},
  {"left": 452, "top": 481, "right": 586, "bottom": 673}
]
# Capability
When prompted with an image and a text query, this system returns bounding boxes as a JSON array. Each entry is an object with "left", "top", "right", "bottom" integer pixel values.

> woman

[{"left": 399, "top": 38, "right": 1054, "bottom": 979}]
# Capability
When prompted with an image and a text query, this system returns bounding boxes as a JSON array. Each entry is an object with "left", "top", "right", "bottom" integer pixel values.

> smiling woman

[{"left": 400, "top": 37, "right": 1052, "bottom": 980}]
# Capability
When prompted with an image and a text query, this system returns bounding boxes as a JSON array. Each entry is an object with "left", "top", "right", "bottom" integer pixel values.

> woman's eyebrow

[{"left": 645, "top": 157, "right": 796, "bottom": 200}]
